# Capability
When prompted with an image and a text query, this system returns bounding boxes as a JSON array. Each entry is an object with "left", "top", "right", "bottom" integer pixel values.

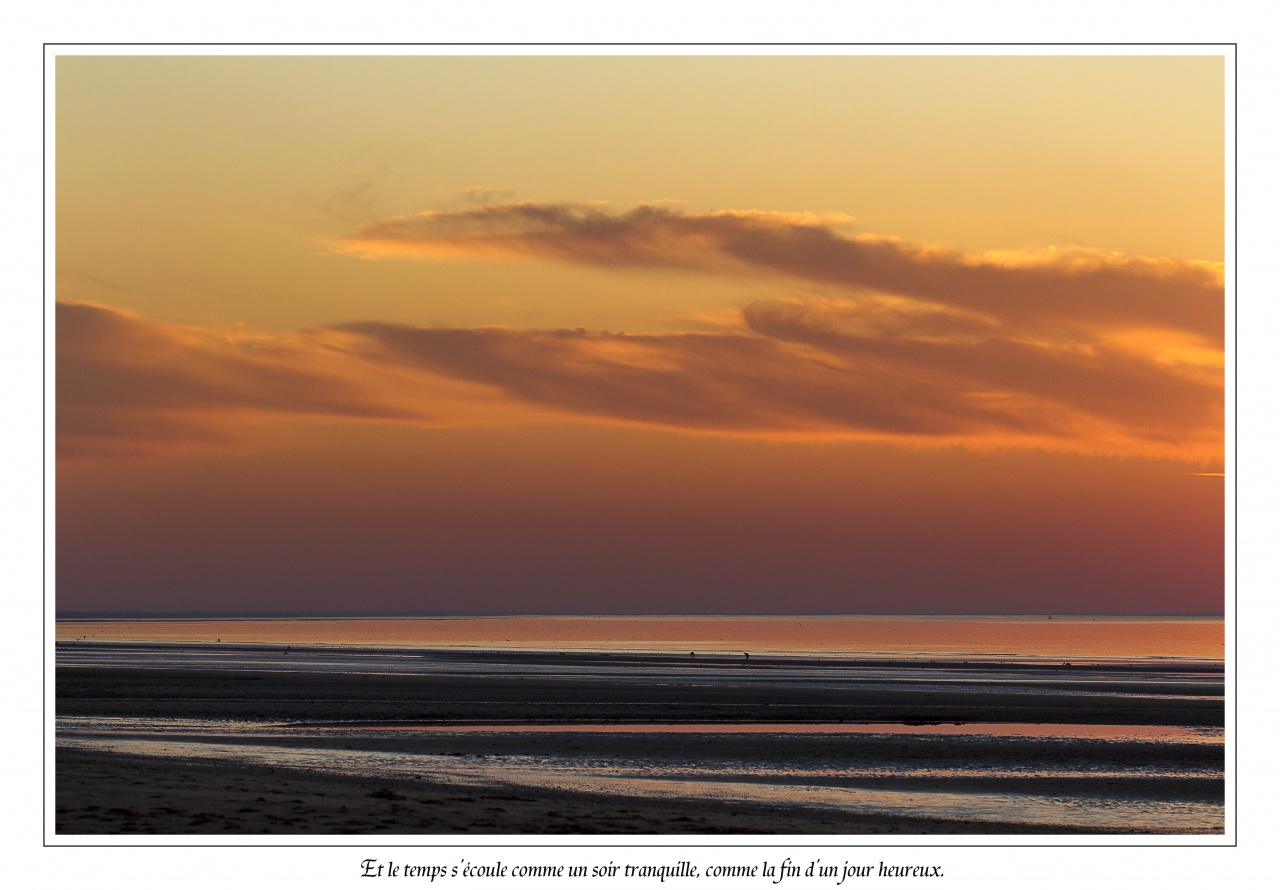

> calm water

[
  {"left": 56, "top": 715, "right": 1224, "bottom": 833},
  {"left": 56, "top": 614, "right": 1224, "bottom": 660}
]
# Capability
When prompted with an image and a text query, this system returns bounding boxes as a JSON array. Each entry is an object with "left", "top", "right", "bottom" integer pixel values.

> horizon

[{"left": 55, "top": 609, "right": 1226, "bottom": 619}]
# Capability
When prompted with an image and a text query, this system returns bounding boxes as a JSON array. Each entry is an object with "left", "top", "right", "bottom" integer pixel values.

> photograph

[{"left": 52, "top": 51, "right": 1225, "bottom": 838}]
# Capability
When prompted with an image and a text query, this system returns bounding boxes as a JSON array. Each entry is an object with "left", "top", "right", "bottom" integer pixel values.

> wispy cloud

[
  {"left": 741, "top": 298, "right": 1221, "bottom": 437},
  {"left": 58, "top": 299, "right": 1222, "bottom": 462},
  {"left": 56, "top": 302, "right": 424, "bottom": 458},
  {"left": 339, "top": 315, "right": 1220, "bottom": 461},
  {"left": 61, "top": 201, "right": 1222, "bottom": 463},
  {"left": 462, "top": 185, "right": 517, "bottom": 205},
  {"left": 336, "top": 202, "right": 1224, "bottom": 345}
]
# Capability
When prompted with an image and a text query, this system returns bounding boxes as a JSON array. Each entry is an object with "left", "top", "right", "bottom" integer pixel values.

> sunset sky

[{"left": 55, "top": 54, "right": 1225, "bottom": 614}]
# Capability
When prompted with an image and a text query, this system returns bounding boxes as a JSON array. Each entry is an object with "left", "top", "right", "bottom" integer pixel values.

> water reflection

[
  {"left": 56, "top": 717, "right": 1224, "bottom": 833},
  {"left": 55, "top": 614, "right": 1226, "bottom": 660}
]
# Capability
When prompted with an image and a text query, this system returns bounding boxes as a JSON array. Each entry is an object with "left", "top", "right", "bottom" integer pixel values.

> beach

[
  {"left": 55, "top": 632, "right": 1225, "bottom": 835},
  {"left": 57, "top": 651, "right": 1223, "bottom": 726},
  {"left": 59, "top": 741, "right": 1191, "bottom": 836}
]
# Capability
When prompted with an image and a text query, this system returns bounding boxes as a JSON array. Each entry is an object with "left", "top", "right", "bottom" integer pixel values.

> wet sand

[
  {"left": 55, "top": 650, "right": 1224, "bottom": 835},
  {"left": 56, "top": 658, "right": 1224, "bottom": 726},
  {"left": 56, "top": 747, "right": 1140, "bottom": 835}
]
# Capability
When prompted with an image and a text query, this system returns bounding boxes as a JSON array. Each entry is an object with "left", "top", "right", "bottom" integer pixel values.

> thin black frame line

[
  {"left": 42, "top": 42, "right": 1238, "bottom": 48},
  {"left": 43, "top": 42, "right": 1237, "bottom": 850},
  {"left": 1230, "top": 42, "right": 1239, "bottom": 845},
  {"left": 51, "top": 842, "right": 1236, "bottom": 849},
  {"left": 41, "top": 39, "right": 48, "bottom": 847}
]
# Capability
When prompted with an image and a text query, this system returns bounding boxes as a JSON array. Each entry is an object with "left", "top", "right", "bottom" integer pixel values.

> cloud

[
  {"left": 320, "top": 201, "right": 1222, "bottom": 461},
  {"left": 338, "top": 308, "right": 1221, "bottom": 461},
  {"left": 462, "top": 185, "right": 518, "bottom": 205},
  {"left": 341, "top": 321, "right": 984, "bottom": 436},
  {"left": 61, "top": 279, "right": 1222, "bottom": 463},
  {"left": 59, "top": 299, "right": 1222, "bottom": 463},
  {"left": 336, "top": 202, "right": 1224, "bottom": 345},
  {"left": 56, "top": 302, "right": 425, "bottom": 458},
  {"left": 741, "top": 298, "right": 1221, "bottom": 443}
]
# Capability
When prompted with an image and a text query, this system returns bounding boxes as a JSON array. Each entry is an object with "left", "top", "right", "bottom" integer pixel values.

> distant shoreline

[
  {"left": 53, "top": 614, "right": 1226, "bottom": 662},
  {"left": 56, "top": 639, "right": 1225, "bottom": 670}
]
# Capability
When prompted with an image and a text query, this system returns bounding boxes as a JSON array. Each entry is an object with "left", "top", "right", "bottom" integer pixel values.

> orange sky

[{"left": 55, "top": 54, "right": 1225, "bottom": 614}]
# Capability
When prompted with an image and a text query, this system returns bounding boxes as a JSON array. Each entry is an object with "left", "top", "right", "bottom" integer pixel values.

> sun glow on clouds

[
  {"left": 337, "top": 203, "right": 1223, "bottom": 345},
  {"left": 58, "top": 202, "right": 1223, "bottom": 466},
  {"left": 57, "top": 194, "right": 1222, "bottom": 464},
  {"left": 55, "top": 302, "right": 529, "bottom": 458},
  {"left": 236, "top": 202, "right": 1217, "bottom": 464}
]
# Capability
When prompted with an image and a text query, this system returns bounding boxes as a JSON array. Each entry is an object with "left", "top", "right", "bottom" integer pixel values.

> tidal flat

[{"left": 55, "top": 630, "right": 1224, "bottom": 835}]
